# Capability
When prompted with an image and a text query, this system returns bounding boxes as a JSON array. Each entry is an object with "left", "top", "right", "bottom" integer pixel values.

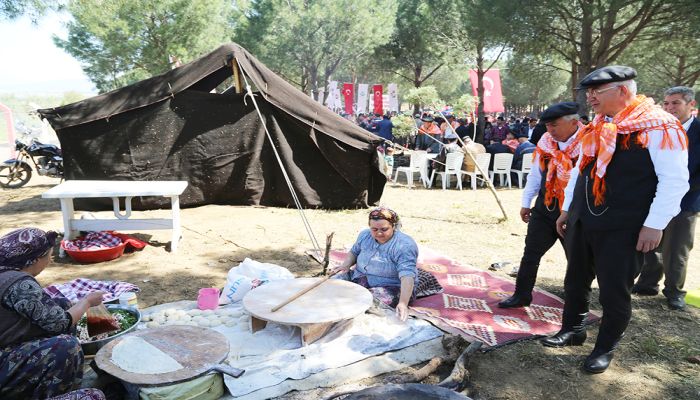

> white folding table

[{"left": 42, "top": 180, "right": 188, "bottom": 255}]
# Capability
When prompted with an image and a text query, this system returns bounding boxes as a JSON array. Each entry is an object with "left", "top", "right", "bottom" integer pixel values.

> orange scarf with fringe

[
  {"left": 535, "top": 124, "right": 583, "bottom": 210},
  {"left": 578, "top": 95, "right": 688, "bottom": 206}
]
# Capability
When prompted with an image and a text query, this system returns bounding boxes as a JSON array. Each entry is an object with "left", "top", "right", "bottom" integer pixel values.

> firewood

[{"left": 438, "top": 341, "right": 483, "bottom": 392}]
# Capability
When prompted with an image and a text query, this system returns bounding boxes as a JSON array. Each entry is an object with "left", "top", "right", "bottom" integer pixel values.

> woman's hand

[
  {"left": 395, "top": 302, "right": 409, "bottom": 321},
  {"left": 68, "top": 291, "right": 106, "bottom": 325},
  {"left": 85, "top": 291, "right": 106, "bottom": 307},
  {"left": 330, "top": 253, "right": 357, "bottom": 275}
]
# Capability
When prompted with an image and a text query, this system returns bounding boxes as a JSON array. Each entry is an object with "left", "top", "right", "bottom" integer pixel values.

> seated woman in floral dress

[
  {"left": 0, "top": 228, "right": 106, "bottom": 400},
  {"left": 331, "top": 207, "right": 419, "bottom": 321}
]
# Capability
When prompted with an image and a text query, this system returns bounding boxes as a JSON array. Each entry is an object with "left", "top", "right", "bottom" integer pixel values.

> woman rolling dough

[{"left": 331, "top": 207, "right": 418, "bottom": 321}]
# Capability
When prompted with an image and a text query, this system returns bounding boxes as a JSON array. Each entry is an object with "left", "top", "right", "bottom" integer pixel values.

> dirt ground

[{"left": 2, "top": 176, "right": 699, "bottom": 399}]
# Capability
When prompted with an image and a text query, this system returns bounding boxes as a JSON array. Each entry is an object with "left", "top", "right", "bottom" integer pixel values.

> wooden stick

[
  {"left": 432, "top": 107, "right": 509, "bottom": 221},
  {"left": 438, "top": 340, "right": 483, "bottom": 392},
  {"left": 271, "top": 273, "right": 339, "bottom": 312},
  {"left": 322, "top": 232, "right": 335, "bottom": 276}
]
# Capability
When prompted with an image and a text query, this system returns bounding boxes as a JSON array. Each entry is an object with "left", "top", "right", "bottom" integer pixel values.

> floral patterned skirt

[
  {"left": 335, "top": 273, "right": 403, "bottom": 308},
  {"left": 0, "top": 334, "right": 90, "bottom": 400}
]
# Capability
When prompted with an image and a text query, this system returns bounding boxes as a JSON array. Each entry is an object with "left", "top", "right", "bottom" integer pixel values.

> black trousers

[
  {"left": 514, "top": 209, "right": 563, "bottom": 295},
  {"left": 562, "top": 220, "right": 643, "bottom": 350},
  {"left": 636, "top": 210, "right": 697, "bottom": 298}
]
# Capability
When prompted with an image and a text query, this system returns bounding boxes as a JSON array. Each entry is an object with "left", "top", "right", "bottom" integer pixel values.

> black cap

[
  {"left": 540, "top": 102, "right": 579, "bottom": 123},
  {"left": 421, "top": 116, "right": 434, "bottom": 122},
  {"left": 576, "top": 65, "right": 637, "bottom": 89}
]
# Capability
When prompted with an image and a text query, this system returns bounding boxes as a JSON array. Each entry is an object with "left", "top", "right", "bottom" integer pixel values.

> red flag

[
  {"left": 372, "top": 84, "right": 383, "bottom": 115},
  {"left": 469, "top": 69, "right": 504, "bottom": 113},
  {"left": 342, "top": 83, "right": 354, "bottom": 115}
]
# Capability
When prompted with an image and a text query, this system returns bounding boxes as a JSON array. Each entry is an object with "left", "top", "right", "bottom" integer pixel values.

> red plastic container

[{"left": 61, "top": 240, "right": 126, "bottom": 263}]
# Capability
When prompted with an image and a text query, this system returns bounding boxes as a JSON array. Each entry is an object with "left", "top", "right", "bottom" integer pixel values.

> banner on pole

[
  {"left": 387, "top": 83, "right": 398, "bottom": 112},
  {"left": 373, "top": 84, "right": 383, "bottom": 115},
  {"left": 469, "top": 69, "right": 504, "bottom": 113},
  {"left": 356, "top": 84, "right": 368, "bottom": 115},
  {"left": 342, "top": 83, "right": 354, "bottom": 115}
]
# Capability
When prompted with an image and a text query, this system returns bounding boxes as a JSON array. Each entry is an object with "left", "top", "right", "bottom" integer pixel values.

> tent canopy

[{"left": 38, "top": 43, "right": 386, "bottom": 210}]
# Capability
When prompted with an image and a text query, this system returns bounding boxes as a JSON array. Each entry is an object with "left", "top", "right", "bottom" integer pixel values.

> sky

[{"left": 0, "top": 13, "right": 96, "bottom": 95}]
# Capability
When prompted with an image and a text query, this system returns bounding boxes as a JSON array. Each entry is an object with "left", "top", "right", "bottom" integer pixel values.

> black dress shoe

[
  {"left": 541, "top": 329, "right": 587, "bottom": 347},
  {"left": 498, "top": 294, "right": 532, "bottom": 308},
  {"left": 668, "top": 297, "right": 686, "bottom": 310},
  {"left": 583, "top": 350, "right": 614, "bottom": 373},
  {"left": 631, "top": 285, "right": 659, "bottom": 296}
]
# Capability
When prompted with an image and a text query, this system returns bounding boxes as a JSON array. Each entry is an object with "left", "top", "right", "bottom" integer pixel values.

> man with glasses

[
  {"left": 633, "top": 86, "right": 700, "bottom": 310},
  {"left": 546, "top": 66, "right": 689, "bottom": 374}
]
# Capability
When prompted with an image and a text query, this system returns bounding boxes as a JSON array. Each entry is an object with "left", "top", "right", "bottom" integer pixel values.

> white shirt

[
  {"left": 527, "top": 126, "right": 535, "bottom": 139},
  {"left": 683, "top": 116, "right": 694, "bottom": 132},
  {"left": 521, "top": 130, "right": 580, "bottom": 208},
  {"left": 562, "top": 123, "right": 689, "bottom": 229}
]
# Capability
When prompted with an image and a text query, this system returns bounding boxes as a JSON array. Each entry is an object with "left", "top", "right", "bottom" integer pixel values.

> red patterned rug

[{"left": 330, "top": 247, "right": 600, "bottom": 349}]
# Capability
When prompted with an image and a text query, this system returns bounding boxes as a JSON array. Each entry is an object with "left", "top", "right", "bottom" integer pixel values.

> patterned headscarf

[
  {"left": 0, "top": 228, "right": 58, "bottom": 272},
  {"left": 368, "top": 206, "right": 401, "bottom": 229}
]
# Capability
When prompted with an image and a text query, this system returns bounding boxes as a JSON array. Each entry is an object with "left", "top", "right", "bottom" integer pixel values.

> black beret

[
  {"left": 540, "top": 102, "right": 579, "bottom": 123},
  {"left": 421, "top": 116, "right": 434, "bottom": 122},
  {"left": 576, "top": 65, "right": 637, "bottom": 89}
]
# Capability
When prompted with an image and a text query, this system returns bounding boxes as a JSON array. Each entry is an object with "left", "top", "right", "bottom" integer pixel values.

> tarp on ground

[{"left": 37, "top": 43, "right": 386, "bottom": 210}]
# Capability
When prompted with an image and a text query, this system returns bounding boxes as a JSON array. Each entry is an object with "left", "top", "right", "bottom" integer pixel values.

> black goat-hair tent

[{"left": 37, "top": 43, "right": 386, "bottom": 210}]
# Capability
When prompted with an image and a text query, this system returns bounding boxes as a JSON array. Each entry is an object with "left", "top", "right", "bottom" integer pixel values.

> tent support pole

[
  {"left": 432, "top": 107, "right": 509, "bottom": 221},
  {"left": 231, "top": 60, "right": 242, "bottom": 94}
]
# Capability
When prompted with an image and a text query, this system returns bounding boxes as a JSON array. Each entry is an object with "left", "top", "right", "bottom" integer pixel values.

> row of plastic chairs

[{"left": 393, "top": 151, "right": 533, "bottom": 190}]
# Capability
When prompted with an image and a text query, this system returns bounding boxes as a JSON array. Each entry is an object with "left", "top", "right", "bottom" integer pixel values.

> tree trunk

[
  {"left": 413, "top": 65, "right": 423, "bottom": 115},
  {"left": 475, "top": 42, "right": 486, "bottom": 144},
  {"left": 309, "top": 65, "right": 319, "bottom": 101},
  {"left": 574, "top": 1, "right": 594, "bottom": 115}
]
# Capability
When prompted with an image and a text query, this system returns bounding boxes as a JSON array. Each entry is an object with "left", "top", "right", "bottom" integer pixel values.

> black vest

[
  {"left": 532, "top": 158, "right": 561, "bottom": 222},
  {"left": 569, "top": 132, "right": 657, "bottom": 231}
]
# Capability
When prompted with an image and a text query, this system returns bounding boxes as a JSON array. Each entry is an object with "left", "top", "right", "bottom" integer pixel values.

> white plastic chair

[
  {"left": 489, "top": 153, "right": 513, "bottom": 188},
  {"left": 393, "top": 151, "right": 428, "bottom": 188},
  {"left": 430, "top": 152, "right": 465, "bottom": 190},
  {"left": 463, "top": 153, "right": 491, "bottom": 190},
  {"left": 512, "top": 153, "right": 534, "bottom": 189}
]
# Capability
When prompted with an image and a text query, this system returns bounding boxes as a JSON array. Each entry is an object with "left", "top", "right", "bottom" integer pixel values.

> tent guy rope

[{"left": 234, "top": 59, "right": 324, "bottom": 257}]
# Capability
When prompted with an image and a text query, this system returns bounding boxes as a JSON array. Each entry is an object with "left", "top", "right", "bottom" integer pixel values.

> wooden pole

[
  {"left": 433, "top": 107, "right": 509, "bottom": 221},
  {"left": 270, "top": 274, "right": 339, "bottom": 313},
  {"left": 231, "top": 59, "right": 242, "bottom": 94},
  {"left": 322, "top": 232, "right": 334, "bottom": 275}
]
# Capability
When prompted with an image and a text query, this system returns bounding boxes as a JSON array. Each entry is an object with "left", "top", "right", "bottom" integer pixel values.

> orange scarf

[
  {"left": 535, "top": 124, "right": 583, "bottom": 210},
  {"left": 578, "top": 95, "right": 688, "bottom": 206}
]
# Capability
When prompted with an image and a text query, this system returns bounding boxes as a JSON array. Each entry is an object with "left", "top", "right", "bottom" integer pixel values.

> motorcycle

[{"left": 0, "top": 138, "right": 64, "bottom": 188}]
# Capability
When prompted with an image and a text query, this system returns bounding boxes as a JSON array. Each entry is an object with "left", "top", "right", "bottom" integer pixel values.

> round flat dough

[{"left": 111, "top": 336, "right": 183, "bottom": 374}]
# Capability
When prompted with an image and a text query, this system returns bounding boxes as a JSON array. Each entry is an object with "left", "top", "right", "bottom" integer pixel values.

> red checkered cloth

[
  {"left": 44, "top": 278, "right": 139, "bottom": 303},
  {"left": 62, "top": 231, "right": 122, "bottom": 251}
]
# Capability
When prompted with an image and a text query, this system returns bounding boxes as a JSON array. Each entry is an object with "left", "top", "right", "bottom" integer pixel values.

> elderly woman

[
  {"left": 0, "top": 228, "right": 106, "bottom": 400},
  {"left": 331, "top": 207, "right": 418, "bottom": 321}
]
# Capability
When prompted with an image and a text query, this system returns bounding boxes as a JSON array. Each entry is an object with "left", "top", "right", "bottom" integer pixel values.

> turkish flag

[
  {"left": 342, "top": 83, "right": 354, "bottom": 115},
  {"left": 373, "top": 84, "right": 383, "bottom": 115},
  {"left": 469, "top": 69, "right": 504, "bottom": 113}
]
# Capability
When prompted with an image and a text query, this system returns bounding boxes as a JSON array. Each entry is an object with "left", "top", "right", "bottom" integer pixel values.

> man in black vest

[
  {"left": 546, "top": 66, "right": 689, "bottom": 374},
  {"left": 499, "top": 102, "right": 582, "bottom": 308},
  {"left": 634, "top": 86, "right": 700, "bottom": 310}
]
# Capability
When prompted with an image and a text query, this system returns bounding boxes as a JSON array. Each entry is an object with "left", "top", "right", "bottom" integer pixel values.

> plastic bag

[{"left": 219, "top": 258, "right": 294, "bottom": 304}]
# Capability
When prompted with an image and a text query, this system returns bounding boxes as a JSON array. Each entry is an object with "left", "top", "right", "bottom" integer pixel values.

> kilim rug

[{"left": 330, "top": 247, "right": 601, "bottom": 349}]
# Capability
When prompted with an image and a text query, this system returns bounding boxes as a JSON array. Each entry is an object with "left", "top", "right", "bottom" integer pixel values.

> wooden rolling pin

[{"left": 270, "top": 272, "right": 341, "bottom": 312}]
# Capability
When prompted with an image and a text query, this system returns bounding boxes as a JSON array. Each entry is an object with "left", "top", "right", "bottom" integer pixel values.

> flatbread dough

[{"left": 111, "top": 336, "right": 183, "bottom": 374}]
